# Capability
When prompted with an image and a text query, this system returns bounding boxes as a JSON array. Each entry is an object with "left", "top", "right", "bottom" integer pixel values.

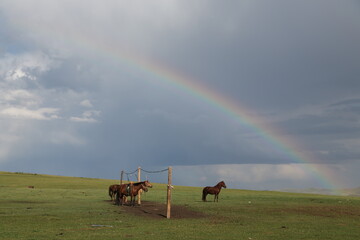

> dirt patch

[{"left": 114, "top": 201, "right": 207, "bottom": 219}]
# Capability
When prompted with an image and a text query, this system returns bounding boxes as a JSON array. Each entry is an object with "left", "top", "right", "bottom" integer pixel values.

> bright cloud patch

[
  {"left": 0, "top": 107, "right": 59, "bottom": 120},
  {"left": 70, "top": 110, "right": 100, "bottom": 123},
  {"left": 174, "top": 164, "right": 321, "bottom": 190},
  {"left": 215, "top": 164, "right": 308, "bottom": 182},
  {"left": 0, "top": 50, "right": 101, "bottom": 163},
  {"left": 80, "top": 99, "right": 93, "bottom": 108}
]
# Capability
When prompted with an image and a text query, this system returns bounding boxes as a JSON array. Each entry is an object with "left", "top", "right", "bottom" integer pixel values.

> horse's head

[
  {"left": 144, "top": 180, "right": 153, "bottom": 188},
  {"left": 220, "top": 181, "right": 227, "bottom": 188},
  {"left": 141, "top": 184, "right": 149, "bottom": 192}
]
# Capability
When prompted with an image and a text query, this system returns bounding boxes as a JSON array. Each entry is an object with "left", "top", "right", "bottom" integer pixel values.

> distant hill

[{"left": 279, "top": 187, "right": 360, "bottom": 196}]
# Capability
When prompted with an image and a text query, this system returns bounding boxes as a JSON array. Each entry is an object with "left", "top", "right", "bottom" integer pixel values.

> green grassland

[{"left": 1, "top": 171, "right": 359, "bottom": 240}]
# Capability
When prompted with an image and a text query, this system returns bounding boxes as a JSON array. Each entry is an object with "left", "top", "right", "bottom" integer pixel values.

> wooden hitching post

[
  {"left": 120, "top": 170, "right": 124, "bottom": 186},
  {"left": 166, "top": 166, "right": 172, "bottom": 219},
  {"left": 117, "top": 170, "right": 124, "bottom": 205},
  {"left": 137, "top": 166, "right": 141, "bottom": 205}
]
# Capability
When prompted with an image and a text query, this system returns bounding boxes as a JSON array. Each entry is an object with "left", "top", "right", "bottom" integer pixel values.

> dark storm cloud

[{"left": 152, "top": 0, "right": 360, "bottom": 110}]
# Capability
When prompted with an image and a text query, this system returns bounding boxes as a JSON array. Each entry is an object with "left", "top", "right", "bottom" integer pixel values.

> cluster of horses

[
  {"left": 108, "top": 180, "right": 227, "bottom": 206},
  {"left": 108, "top": 180, "right": 153, "bottom": 206}
]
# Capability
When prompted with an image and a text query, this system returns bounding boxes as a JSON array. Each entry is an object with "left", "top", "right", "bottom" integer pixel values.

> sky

[{"left": 0, "top": 0, "right": 360, "bottom": 192}]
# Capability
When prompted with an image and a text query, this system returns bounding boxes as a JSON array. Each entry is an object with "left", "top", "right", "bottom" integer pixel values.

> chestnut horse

[
  {"left": 115, "top": 181, "right": 153, "bottom": 206},
  {"left": 116, "top": 183, "right": 148, "bottom": 206},
  {"left": 202, "top": 181, "right": 227, "bottom": 202}
]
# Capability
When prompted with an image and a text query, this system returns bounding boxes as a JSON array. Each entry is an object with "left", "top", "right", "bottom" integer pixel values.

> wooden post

[
  {"left": 117, "top": 170, "right": 124, "bottom": 205},
  {"left": 137, "top": 166, "right": 141, "bottom": 205},
  {"left": 120, "top": 171, "right": 124, "bottom": 185},
  {"left": 166, "top": 166, "right": 172, "bottom": 219}
]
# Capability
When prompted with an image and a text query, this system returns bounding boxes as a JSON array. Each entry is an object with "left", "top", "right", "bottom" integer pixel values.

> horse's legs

[
  {"left": 215, "top": 194, "right": 219, "bottom": 202},
  {"left": 133, "top": 194, "right": 138, "bottom": 206},
  {"left": 115, "top": 192, "right": 119, "bottom": 205},
  {"left": 120, "top": 194, "right": 125, "bottom": 206},
  {"left": 202, "top": 190, "right": 208, "bottom": 201}
]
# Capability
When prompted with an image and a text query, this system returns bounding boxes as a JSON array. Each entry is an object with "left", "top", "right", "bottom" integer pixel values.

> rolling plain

[{"left": 1, "top": 171, "right": 359, "bottom": 240}]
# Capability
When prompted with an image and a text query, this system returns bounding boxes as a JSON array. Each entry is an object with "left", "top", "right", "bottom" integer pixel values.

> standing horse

[
  {"left": 129, "top": 183, "right": 149, "bottom": 206},
  {"left": 202, "top": 181, "right": 227, "bottom": 202},
  {"left": 115, "top": 181, "right": 153, "bottom": 206},
  {"left": 108, "top": 184, "right": 120, "bottom": 201},
  {"left": 116, "top": 183, "right": 148, "bottom": 206}
]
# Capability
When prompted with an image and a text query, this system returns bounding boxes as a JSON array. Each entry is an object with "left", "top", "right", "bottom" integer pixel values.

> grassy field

[{"left": 1, "top": 171, "right": 359, "bottom": 240}]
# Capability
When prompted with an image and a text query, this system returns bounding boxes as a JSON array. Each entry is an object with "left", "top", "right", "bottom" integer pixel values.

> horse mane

[
  {"left": 132, "top": 181, "right": 147, "bottom": 186},
  {"left": 215, "top": 181, "right": 224, "bottom": 187}
]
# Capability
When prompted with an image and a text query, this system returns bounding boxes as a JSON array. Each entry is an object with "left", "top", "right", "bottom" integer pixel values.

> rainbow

[
  {"left": 84, "top": 40, "right": 343, "bottom": 194},
  {"left": 13, "top": 21, "right": 344, "bottom": 194},
  {"left": 108, "top": 50, "right": 342, "bottom": 193}
]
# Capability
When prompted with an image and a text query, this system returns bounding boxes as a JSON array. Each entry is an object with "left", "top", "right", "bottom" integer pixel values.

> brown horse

[
  {"left": 108, "top": 184, "right": 120, "bottom": 201},
  {"left": 115, "top": 181, "right": 153, "bottom": 206},
  {"left": 135, "top": 180, "right": 153, "bottom": 189},
  {"left": 116, "top": 183, "right": 148, "bottom": 206},
  {"left": 202, "top": 181, "right": 227, "bottom": 202}
]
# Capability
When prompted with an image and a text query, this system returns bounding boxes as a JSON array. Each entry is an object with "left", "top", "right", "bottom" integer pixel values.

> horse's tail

[
  {"left": 108, "top": 186, "right": 112, "bottom": 198},
  {"left": 202, "top": 188, "right": 207, "bottom": 201}
]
